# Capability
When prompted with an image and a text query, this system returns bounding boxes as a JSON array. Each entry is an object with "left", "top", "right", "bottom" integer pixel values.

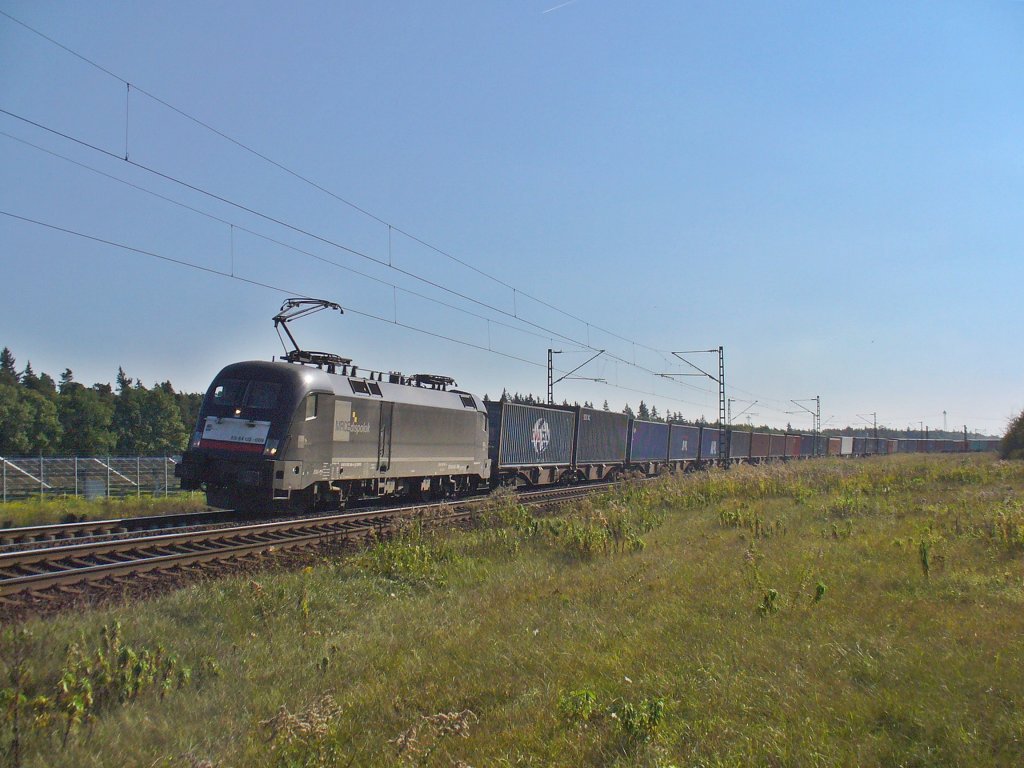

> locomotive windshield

[{"left": 211, "top": 379, "right": 282, "bottom": 410}]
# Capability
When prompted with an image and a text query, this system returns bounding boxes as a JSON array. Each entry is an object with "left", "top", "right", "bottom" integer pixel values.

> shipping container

[
  {"left": 828, "top": 437, "right": 842, "bottom": 456},
  {"left": 799, "top": 434, "right": 814, "bottom": 457},
  {"left": 700, "top": 426, "right": 723, "bottom": 461},
  {"left": 487, "top": 402, "right": 575, "bottom": 468},
  {"left": 814, "top": 435, "right": 828, "bottom": 457},
  {"left": 840, "top": 436, "right": 854, "bottom": 455},
  {"left": 969, "top": 439, "right": 999, "bottom": 452},
  {"left": 669, "top": 423, "right": 700, "bottom": 460},
  {"left": 768, "top": 433, "right": 786, "bottom": 458},
  {"left": 628, "top": 419, "right": 670, "bottom": 463},
  {"left": 576, "top": 407, "right": 629, "bottom": 464},
  {"left": 730, "top": 430, "right": 751, "bottom": 461},
  {"left": 852, "top": 437, "right": 866, "bottom": 455},
  {"left": 785, "top": 435, "right": 801, "bottom": 458},
  {"left": 750, "top": 432, "right": 770, "bottom": 459}
]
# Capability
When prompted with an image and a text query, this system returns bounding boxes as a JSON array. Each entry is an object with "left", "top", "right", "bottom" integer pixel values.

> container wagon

[
  {"left": 486, "top": 401, "right": 575, "bottom": 487},
  {"left": 628, "top": 418, "right": 670, "bottom": 472},
  {"left": 730, "top": 430, "right": 752, "bottom": 463}
]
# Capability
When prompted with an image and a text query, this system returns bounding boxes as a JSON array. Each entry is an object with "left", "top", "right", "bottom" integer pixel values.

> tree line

[
  {"left": 3, "top": 345, "right": 993, "bottom": 457},
  {"left": 0, "top": 347, "right": 202, "bottom": 456}
]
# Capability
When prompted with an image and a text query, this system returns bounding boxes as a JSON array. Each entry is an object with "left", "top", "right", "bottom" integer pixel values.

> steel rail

[
  {"left": 0, "top": 483, "right": 609, "bottom": 600},
  {"left": 0, "top": 507, "right": 248, "bottom": 545},
  {"left": 0, "top": 513, "right": 450, "bottom": 598},
  {"left": 0, "top": 483, "right": 607, "bottom": 548}
]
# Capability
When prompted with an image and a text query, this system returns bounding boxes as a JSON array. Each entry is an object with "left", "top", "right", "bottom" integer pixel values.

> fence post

[
  {"left": 137, "top": 456, "right": 141, "bottom": 498},
  {"left": 164, "top": 457, "right": 169, "bottom": 497},
  {"left": 75, "top": 456, "right": 79, "bottom": 497},
  {"left": 107, "top": 456, "right": 111, "bottom": 498},
  {"left": 2, "top": 458, "right": 6, "bottom": 504},
  {"left": 40, "top": 455, "right": 44, "bottom": 503}
]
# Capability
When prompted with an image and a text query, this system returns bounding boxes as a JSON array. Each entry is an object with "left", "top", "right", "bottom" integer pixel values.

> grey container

[
  {"left": 629, "top": 420, "right": 670, "bottom": 462},
  {"left": 488, "top": 402, "right": 575, "bottom": 468},
  {"left": 730, "top": 430, "right": 751, "bottom": 460},
  {"left": 800, "top": 435, "right": 814, "bottom": 457},
  {"left": 576, "top": 408, "right": 629, "bottom": 464},
  {"left": 669, "top": 424, "right": 700, "bottom": 460}
]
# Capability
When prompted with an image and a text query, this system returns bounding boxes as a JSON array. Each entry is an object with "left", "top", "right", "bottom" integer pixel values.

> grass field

[
  {"left": 0, "top": 493, "right": 209, "bottom": 529},
  {"left": 3, "top": 454, "right": 1024, "bottom": 767}
]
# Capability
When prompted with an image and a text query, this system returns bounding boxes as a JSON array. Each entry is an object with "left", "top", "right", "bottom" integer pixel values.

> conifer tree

[
  {"left": 20, "top": 361, "right": 37, "bottom": 389},
  {"left": 0, "top": 347, "right": 17, "bottom": 385}
]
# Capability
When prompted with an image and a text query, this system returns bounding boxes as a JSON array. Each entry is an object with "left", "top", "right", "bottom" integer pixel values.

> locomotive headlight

[{"left": 263, "top": 439, "right": 279, "bottom": 457}]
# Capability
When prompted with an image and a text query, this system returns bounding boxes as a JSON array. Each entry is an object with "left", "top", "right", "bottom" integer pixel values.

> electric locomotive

[
  {"left": 175, "top": 300, "right": 490, "bottom": 511},
  {"left": 175, "top": 359, "right": 490, "bottom": 511}
]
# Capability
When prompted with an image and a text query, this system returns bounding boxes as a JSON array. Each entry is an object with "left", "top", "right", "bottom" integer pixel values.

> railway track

[
  {"left": 0, "top": 507, "right": 248, "bottom": 548},
  {"left": 0, "top": 494, "right": 490, "bottom": 554},
  {"left": 0, "top": 483, "right": 609, "bottom": 609}
]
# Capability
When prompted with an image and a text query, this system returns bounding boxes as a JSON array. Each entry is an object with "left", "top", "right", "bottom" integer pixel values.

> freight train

[{"left": 175, "top": 356, "right": 999, "bottom": 512}]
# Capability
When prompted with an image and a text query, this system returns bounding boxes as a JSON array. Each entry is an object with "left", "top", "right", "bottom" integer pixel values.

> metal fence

[{"left": 0, "top": 456, "right": 182, "bottom": 503}]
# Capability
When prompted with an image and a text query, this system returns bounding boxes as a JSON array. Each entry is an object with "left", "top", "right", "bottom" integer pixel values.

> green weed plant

[{"left": 1, "top": 622, "right": 190, "bottom": 765}]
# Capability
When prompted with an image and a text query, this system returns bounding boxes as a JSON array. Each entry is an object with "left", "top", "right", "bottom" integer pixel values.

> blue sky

[{"left": 1, "top": 1, "right": 1021, "bottom": 435}]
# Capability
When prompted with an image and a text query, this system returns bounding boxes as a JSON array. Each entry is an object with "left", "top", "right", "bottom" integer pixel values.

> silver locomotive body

[{"left": 176, "top": 360, "right": 490, "bottom": 511}]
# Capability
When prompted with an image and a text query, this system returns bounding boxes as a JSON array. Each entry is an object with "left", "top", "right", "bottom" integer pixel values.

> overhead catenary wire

[
  {"left": 0, "top": 105, "right": 712, "bottom": 399},
  {"left": 0, "top": 208, "right": 713, "bottom": 410},
  {"left": 4, "top": 9, "right": 1003, "bottom": 431},
  {"left": 0, "top": 7, "right": 679, "bottom": 363},
  {"left": 0, "top": 129, "right": 589, "bottom": 352}
]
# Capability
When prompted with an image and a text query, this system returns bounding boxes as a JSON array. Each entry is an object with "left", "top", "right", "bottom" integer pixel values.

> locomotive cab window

[
  {"left": 305, "top": 393, "right": 319, "bottom": 420},
  {"left": 246, "top": 381, "right": 281, "bottom": 410},
  {"left": 212, "top": 379, "right": 281, "bottom": 410},
  {"left": 212, "top": 379, "right": 246, "bottom": 406}
]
